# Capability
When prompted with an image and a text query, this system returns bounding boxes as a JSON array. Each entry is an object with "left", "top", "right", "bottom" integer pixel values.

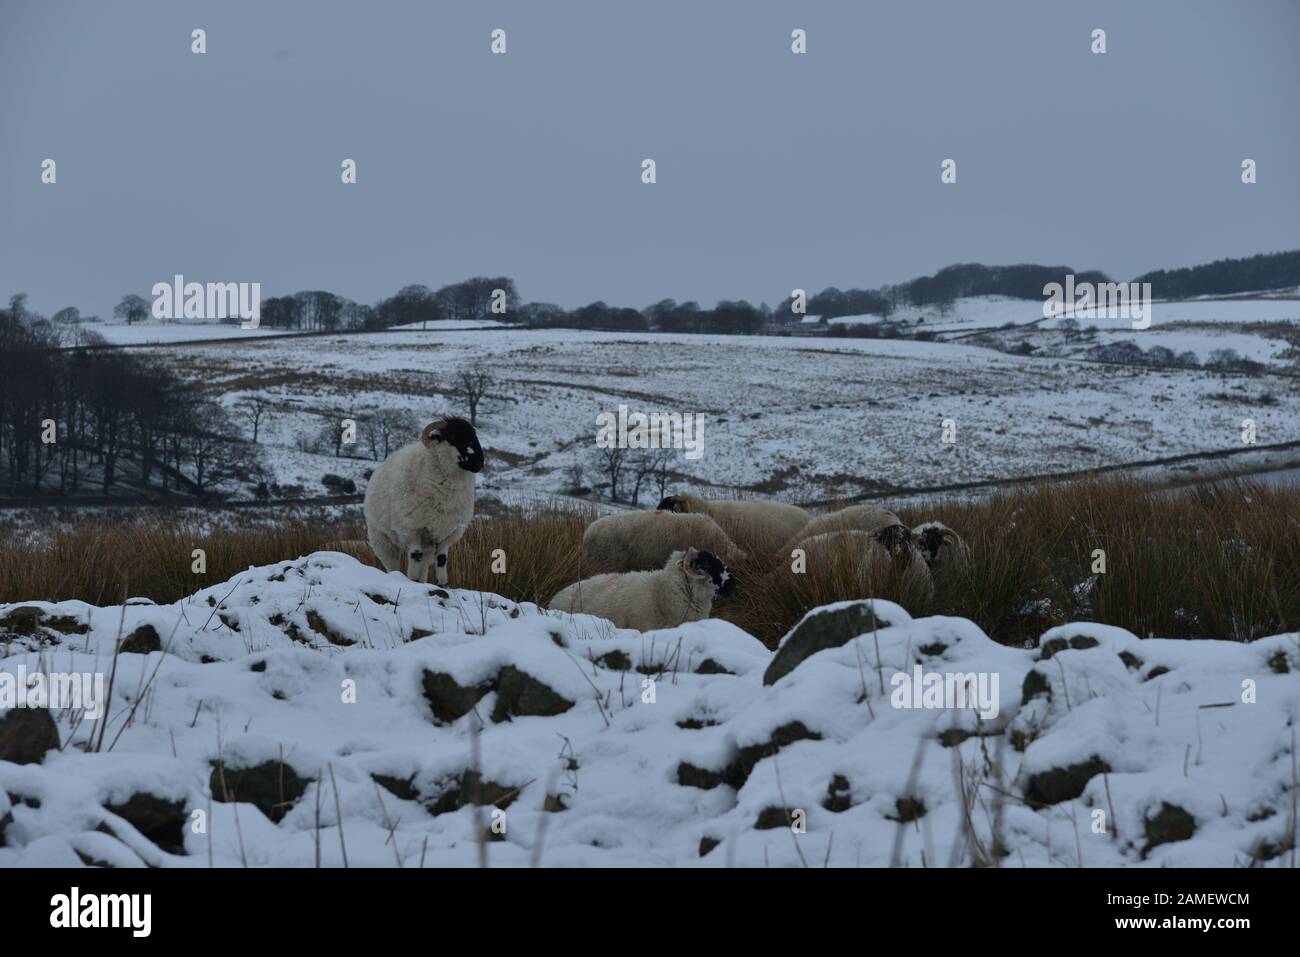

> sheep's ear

[
  {"left": 683, "top": 546, "right": 700, "bottom": 564},
  {"left": 420, "top": 420, "right": 447, "bottom": 448}
]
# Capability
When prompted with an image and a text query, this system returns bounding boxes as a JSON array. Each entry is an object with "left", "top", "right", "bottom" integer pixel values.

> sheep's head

[
  {"left": 657, "top": 494, "right": 687, "bottom": 513},
  {"left": 912, "top": 521, "right": 965, "bottom": 571},
  {"left": 681, "top": 547, "right": 735, "bottom": 597},
  {"left": 420, "top": 417, "right": 484, "bottom": 473}
]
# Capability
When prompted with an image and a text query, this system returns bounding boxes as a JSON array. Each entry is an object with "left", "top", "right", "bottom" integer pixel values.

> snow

[
  {"left": 115, "top": 318, "right": 1300, "bottom": 509},
  {"left": 3, "top": 556, "right": 1296, "bottom": 867}
]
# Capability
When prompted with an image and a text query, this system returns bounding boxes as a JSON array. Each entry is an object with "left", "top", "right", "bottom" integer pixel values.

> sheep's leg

[
  {"left": 397, "top": 531, "right": 431, "bottom": 583},
  {"left": 369, "top": 532, "right": 403, "bottom": 573},
  {"left": 432, "top": 537, "right": 452, "bottom": 587}
]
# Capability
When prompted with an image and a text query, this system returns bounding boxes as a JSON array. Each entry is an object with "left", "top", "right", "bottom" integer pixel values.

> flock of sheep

[{"left": 356, "top": 418, "right": 967, "bottom": 631}]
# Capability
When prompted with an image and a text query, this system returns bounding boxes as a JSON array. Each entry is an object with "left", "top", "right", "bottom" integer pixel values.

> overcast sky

[{"left": 2, "top": 0, "right": 1297, "bottom": 318}]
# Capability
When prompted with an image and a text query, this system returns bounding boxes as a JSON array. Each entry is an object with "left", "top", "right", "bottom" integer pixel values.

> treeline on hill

[
  {"left": 0, "top": 299, "right": 260, "bottom": 499},
  {"left": 38, "top": 250, "right": 1299, "bottom": 344},
  {"left": 1134, "top": 250, "right": 1300, "bottom": 300}
]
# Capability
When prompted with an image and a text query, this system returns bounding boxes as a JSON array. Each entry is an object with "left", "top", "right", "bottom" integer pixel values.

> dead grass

[{"left": 1, "top": 477, "right": 1296, "bottom": 648}]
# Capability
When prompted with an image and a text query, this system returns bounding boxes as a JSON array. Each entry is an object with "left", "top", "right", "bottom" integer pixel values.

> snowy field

[
  {"left": 127, "top": 311, "right": 1300, "bottom": 507},
  {"left": 1, "top": 556, "right": 1295, "bottom": 868}
]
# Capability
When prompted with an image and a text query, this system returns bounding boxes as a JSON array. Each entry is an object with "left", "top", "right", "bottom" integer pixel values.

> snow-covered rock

[{"left": 1, "top": 554, "right": 1296, "bottom": 867}]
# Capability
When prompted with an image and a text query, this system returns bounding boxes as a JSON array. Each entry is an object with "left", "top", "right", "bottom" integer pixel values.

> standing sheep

[
  {"left": 582, "top": 510, "right": 748, "bottom": 573},
  {"left": 657, "top": 493, "right": 810, "bottom": 556},
  {"left": 363, "top": 417, "right": 484, "bottom": 585},
  {"left": 549, "top": 548, "right": 735, "bottom": 631},
  {"left": 781, "top": 502, "right": 900, "bottom": 555}
]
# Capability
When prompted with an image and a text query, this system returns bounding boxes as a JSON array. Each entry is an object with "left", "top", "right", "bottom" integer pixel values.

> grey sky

[{"left": 2, "top": 0, "right": 1297, "bottom": 319}]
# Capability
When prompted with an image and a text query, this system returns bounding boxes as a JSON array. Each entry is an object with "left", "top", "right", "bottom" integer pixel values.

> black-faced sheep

[
  {"left": 582, "top": 510, "right": 749, "bottom": 573},
  {"left": 363, "top": 417, "right": 484, "bottom": 585},
  {"left": 911, "top": 521, "right": 969, "bottom": 574},
  {"left": 657, "top": 493, "right": 810, "bottom": 556},
  {"left": 549, "top": 548, "right": 735, "bottom": 631}
]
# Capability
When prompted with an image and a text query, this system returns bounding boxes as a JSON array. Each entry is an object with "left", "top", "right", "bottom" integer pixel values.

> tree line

[{"left": 0, "top": 296, "right": 258, "bottom": 498}]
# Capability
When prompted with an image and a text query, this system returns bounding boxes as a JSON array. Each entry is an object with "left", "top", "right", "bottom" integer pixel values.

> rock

[
  {"left": 754, "top": 807, "right": 799, "bottom": 830},
  {"left": 1144, "top": 802, "right": 1196, "bottom": 857},
  {"left": 1021, "top": 669, "right": 1052, "bottom": 705},
  {"left": 889, "top": 796, "right": 926, "bottom": 822},
  {"left": 595, "top": 650, "right": 631, "bottom": 672},
  {"left": 305, "top": 609, "right": 353, "bottom": 646},
  {"left": 823, "top": 774, "right": 852, "bottom": 812},
  {"left": 1039, "top": 634, "right": 1101, "bottom": 661},
  {"left": 1119, "top": 651, "right": 1143, "bottom": 671},
  {"left": 0, "top": 707, "right": 60, "bottom": 764},
  {"left": 1024, "top": 756, "right": 1109, "bottom": 807},
  {"left": 427, "top": 770, "right": 524, "bottom": 815},
  {"left": 542, "top": 793, "right": 568, "bottom": 813},
  {"left": 676, "top": 761, "right": 735, "bottom": 791},
  {"left": 695, "top": 658, "right": 732, "bottom": 675},
  {"left": 699, "top": 835, "right": 720, "bottom": 856},
  {"left": 0, "top": 606, "right": 43, "bottom": 636},
  {"left": 490, "top": 666, "right": 573, "bottom": 723},
  {"left": 119, "top": 624, "right": 160, "bottom": 654},
  {"left": 678, "top": 722, "right": 821, "bottom": 793},
  {"left": 209, "top": 759, "right": 308, "bottom": 823},
  {"left": 1144, "top": 666, "right": 1170, "bottom": 682},
  {"left": 734, "top": 722, "right": 821, "bottom": 783},
  {"left": 104, "top": 793, "right": 187, "bottom": 854},
  {"left": 421, "top": 670, "right": 492, "bottom": 724},
  {"left": 764, "top": 601, "right": 897, "bottom": 686},
  {"left": 372, "top": 774, "right": 419, "bottom": 802}
]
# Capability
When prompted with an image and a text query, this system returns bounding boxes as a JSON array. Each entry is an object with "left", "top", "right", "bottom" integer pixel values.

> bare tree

[
  {"left": 627, "top": 448, "right": 674, "bottom": 505},
  {"left": 592, "top": 445, "right": 627, "bottom": 502},
  {"left": 361, "top": 408, "right": 417, "bottom": 461},
  {"left": 456, "top": 360, "right": 494, "bottom": 427},
  {"left": 235, "top": 396, "right": 274, "bottom": 444}
]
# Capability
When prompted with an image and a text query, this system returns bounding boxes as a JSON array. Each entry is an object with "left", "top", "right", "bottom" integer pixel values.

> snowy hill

[{"left": 1, "top": 554, "right": 1297, "bottom": 867}]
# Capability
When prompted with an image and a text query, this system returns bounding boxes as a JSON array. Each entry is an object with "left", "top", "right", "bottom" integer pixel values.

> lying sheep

[
  {"left": 549, "top": 548, "right": 735, "bottom": 631},
  {"left": 363, "top": 417, "right": 484, "bottom": 585},
  {"left": 781, "top": 502, "right": 900, "bottom": 555},
  {"left": 582, "top": 510, "right": 748, "bottom": 573},
  {"left": 794, "top": 523, "right": 934, "bottom": 602},
  {"left": 657, "top": 493, "right": 810, "bottom": 556},
  {"left": 911, "top": 521, "right": 969, "bottom": 574}
]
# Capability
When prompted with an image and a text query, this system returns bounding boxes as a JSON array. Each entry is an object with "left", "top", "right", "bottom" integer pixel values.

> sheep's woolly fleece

[{"left": 1, "top": 552, "right": 1297, "bottom": 868}]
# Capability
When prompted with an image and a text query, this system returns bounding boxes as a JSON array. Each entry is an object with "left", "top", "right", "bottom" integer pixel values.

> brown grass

[{"left": 2, "top": 477, "right": 1296, "bottom": 648}]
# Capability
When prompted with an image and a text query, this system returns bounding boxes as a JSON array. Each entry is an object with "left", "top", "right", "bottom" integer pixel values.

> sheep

[
  {"left": 582, "top": 510, "right": 749, "bottom": 574},
  {"left": 911, "top": 521, "right": 969, "bottom": 575},
  {"left": 780, "top": 502, "right": 900, "bottom": 556},
  {"left": 793, "top": 523, "right": 934, "bottom": 603},
  {"left": 549, "top": 548, "right": 735, "bottom": 631},
  {"left": 657, "top": 493, "right": 810, "bottom": 556},
  {"left": 362, "top": 417, "right": 484, "bottom": 585}
]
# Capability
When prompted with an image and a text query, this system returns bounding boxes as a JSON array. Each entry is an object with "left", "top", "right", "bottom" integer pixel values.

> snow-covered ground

[
  {"left": 133, "top": 318, "right": 1300, "bottom": 506},
  {"left": 2, "top": 556, "right": 1295, "bottom": 867}
]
